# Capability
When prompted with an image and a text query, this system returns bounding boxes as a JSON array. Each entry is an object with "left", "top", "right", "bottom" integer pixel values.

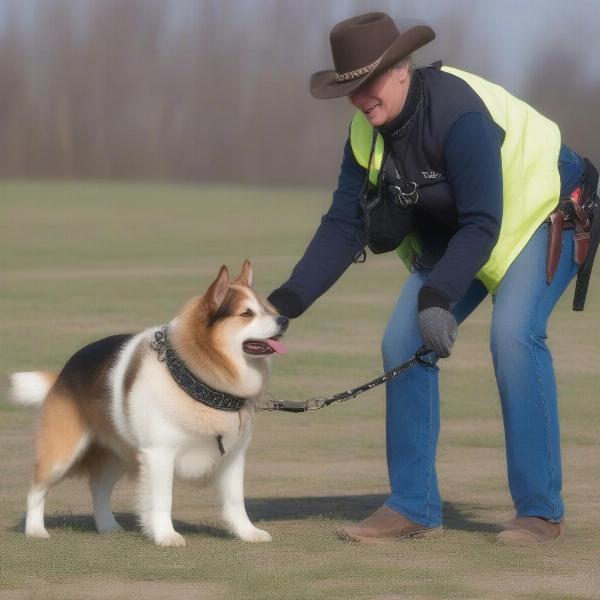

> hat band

[{"left": 335, "top": 57, "right": 381, "bottom": 83}]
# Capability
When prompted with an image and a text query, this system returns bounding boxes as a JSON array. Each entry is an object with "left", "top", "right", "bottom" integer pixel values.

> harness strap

[{"left": 351, "top": 129, "right": 380, "bottom": 266}]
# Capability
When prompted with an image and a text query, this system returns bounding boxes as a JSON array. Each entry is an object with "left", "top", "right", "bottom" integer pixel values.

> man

[{"left": 268, "top": 12, "right": 595, "bottom": 544}]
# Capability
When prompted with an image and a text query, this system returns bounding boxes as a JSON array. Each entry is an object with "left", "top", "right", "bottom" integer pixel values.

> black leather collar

[{"left": 150, "top": 326, "right": 246, "bottom": 412}]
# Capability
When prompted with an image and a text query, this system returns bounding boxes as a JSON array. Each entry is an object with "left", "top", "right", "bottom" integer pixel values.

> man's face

[{"left": 349, "top": 66, "right": 410, "bottom": 127}]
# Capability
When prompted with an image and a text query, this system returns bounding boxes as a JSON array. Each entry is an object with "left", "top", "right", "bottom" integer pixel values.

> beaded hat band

[{"left": 335, "top": 58, "right": 381, "bottom": 83}]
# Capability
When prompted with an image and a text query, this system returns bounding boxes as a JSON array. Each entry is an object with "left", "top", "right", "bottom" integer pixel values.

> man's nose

[{"left": 276, "top": 315, "right": 289, "bottom": 332}]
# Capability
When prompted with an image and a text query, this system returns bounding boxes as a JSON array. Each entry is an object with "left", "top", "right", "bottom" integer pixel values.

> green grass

[{"left": 1, "top": 180, "right": 599, "bottom": 600}]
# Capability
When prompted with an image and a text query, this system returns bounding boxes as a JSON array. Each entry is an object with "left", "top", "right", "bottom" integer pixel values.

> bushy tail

[{"left": 8, "top": 371, "right": 58, "bottom": 407}]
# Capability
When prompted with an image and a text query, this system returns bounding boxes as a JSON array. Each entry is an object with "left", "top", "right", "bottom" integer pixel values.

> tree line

[{"left": 1, "top": 0, "right": 598, "bottom": 187}]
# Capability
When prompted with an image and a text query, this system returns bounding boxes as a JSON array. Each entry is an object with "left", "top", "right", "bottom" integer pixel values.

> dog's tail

[{"left": 8, "top": 371, "right": 58, "bottom": 407}]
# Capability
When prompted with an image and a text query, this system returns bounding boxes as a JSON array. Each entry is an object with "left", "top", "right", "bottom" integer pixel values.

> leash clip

[
  {"left": 415, "top": 346, "right": 439, "bottom": 367},
  {"left": 306, "top": 398, "right": 327, "bottom": 410}
]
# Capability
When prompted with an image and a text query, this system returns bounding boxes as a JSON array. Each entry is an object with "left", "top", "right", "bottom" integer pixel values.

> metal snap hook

[
  {"left": 415, "top": 346, "right": 439, "bottom": 366},
  {"left": 388, "top": 181, "right": 419, "bottom": 207}
]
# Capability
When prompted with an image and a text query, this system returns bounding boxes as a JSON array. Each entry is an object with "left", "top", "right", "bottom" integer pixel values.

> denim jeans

[{"left": 381, "top": 223, "right": 578, "bottom": 526}]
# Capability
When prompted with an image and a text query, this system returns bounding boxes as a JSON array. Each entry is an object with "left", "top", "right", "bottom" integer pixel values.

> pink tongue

[{"left": 266, "top": 338, "right": 287, "bottom": 355}]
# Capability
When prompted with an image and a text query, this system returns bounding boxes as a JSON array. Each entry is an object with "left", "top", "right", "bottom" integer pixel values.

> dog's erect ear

[
  {"left": 233, "top": 259, "right": 253, "bottom": 287},
  {"left": 205, "top": 265, "right": 230, "bottom": 312}
]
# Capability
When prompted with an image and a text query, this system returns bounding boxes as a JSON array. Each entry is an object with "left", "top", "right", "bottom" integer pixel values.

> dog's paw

[
  {"left": 154, "top": 530, "right": 186, "bottom": 547},
  {"left": 26, "top": 526, "right": 50, "bottom": 539},
  {"left": 98, "top": 522, "right": 124, "bottom": 535},
  {"left": 238, "top": 527, "right": 272, "bottom": 543}
]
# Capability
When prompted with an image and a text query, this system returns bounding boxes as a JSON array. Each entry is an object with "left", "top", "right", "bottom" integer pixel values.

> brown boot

[
  {"left": 496, "top": 516, "right": 565, "bottom": 545},
  {"left": 336, "top": 505, "right": 443, "bottom": 542}
]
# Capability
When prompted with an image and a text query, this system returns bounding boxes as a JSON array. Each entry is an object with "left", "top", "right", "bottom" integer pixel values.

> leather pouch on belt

[
  {"left": 574, "top": 221, "right": 590, "bottom": 265},
  {"left": 546, "top": 210, "right": 565, "bottom": 283}
]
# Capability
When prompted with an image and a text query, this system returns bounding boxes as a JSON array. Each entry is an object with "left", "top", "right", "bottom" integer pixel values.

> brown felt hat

[{"left": 310, "top": 12, "right": 435, "bottom": 99}]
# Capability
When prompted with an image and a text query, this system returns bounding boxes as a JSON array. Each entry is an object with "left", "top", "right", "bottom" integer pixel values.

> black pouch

[{"left": 359, "top": 143, "right": 417, "bottom": 254}]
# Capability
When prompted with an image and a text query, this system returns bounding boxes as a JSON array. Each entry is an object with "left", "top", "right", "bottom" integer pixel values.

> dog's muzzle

[{"left": 276, "top": 315, "right": 289, "bottom": 333}]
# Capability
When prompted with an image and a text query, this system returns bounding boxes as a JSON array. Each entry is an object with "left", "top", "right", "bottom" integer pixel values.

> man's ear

[{"left": 391, "top": 62, "right": 410, "bottom": 84}]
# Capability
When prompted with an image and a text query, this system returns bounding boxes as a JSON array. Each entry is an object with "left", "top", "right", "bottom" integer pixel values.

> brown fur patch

[
  {"left": 208, "top": 289, "right": 237, "bottom": 327},
  {"left": 171, "top": 292, "right": 241, "bottom": 385},
  {"left": 33, "top": 387, "right": 90, "bottom": 485},
  {"left": 39, "top": 334, "right": 138, "bottom": 480},
  {"left": 74, "top": 442, "right": 139, "bottom": 480},
  {"left": 39, "top": 371, "right": 59, "bottom": 390}
]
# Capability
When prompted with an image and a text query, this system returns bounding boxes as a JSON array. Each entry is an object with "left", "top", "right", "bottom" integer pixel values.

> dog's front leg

[
  {"left": 215, "top": 444, "right": 272, "bottom": 542},
  {"left": 138, "top": 447, "right": 185, "bottom": 547},
  {"left": 215, "top": 445, "right": 272, "bottom": 543}
]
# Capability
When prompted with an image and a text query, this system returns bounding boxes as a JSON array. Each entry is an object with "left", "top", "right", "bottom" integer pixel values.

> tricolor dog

[{"left": 9, "top": 261, "right": 288, "bottom": 546}]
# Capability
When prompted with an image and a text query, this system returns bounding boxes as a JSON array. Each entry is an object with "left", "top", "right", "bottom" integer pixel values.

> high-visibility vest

[{"left": 350, "top": 66, "right": 561, "bottom": 293}]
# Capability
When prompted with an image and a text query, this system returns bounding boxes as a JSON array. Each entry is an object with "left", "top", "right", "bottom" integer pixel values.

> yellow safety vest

[{"left": 350, "top": 66, "right": 561, "bottom": 293}]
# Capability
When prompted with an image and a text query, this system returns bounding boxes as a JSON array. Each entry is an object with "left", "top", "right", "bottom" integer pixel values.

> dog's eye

[{"left": 240, "top": 309, "right": 255, "bottom": 318}]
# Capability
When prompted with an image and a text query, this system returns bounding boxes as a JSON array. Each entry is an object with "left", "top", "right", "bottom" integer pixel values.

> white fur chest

[{"left": 173, "top": 406, "right": 252, "bottom": 480}]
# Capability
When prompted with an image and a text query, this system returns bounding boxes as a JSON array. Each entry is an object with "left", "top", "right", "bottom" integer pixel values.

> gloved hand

[
  {"left": 267, "top": 287, "right": 303, "bottom": 319},
  {"left": 417, "top": 307, "right": 457, "bottom": 358}
]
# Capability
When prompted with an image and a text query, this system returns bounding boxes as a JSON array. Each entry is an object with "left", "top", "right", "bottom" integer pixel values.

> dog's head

[
  {"left": 174, "top": 260, "right": 288, "bottom": 375},
  {"left": 202, "top": 260, "right": 288, "bottom": 359}
]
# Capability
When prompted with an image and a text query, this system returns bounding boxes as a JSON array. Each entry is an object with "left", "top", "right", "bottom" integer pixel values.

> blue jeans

[{"left": 381, "top": 223, "right": 579, "bottom": 526}]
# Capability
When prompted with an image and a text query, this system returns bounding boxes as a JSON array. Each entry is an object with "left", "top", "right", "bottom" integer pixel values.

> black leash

[{"left": 258, "top": 346, "right": 438, "bottom": 413}]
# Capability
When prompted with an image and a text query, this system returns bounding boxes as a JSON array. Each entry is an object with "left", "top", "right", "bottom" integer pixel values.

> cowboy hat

[{"left": 310, "top": 12, "right": 435, "bottom": 99}]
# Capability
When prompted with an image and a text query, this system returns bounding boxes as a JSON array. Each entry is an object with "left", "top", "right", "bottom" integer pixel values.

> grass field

[{"left": 1, "top": 181, "right": 599, "bottom": 600}]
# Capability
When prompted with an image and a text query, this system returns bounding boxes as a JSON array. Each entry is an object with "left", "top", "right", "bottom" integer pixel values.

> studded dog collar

[{"left": 150, "top": 326, "right": 246, "bottom": 412}]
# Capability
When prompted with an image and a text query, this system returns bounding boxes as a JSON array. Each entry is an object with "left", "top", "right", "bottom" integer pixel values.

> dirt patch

[
  {"left": 0, "top": 578, "right": 226, "bottom": 600},
  {"left": 468, "top": 571, "right": 600, "bottom": 599}
]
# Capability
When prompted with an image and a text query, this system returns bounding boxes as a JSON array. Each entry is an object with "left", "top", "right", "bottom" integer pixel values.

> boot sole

[{"left": 336, "top": 525, "right": 444, "bottom": 543}]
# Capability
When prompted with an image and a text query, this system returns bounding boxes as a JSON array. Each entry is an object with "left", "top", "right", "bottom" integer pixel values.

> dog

[{"left": 9, "top": 260, "right": 288, "bottom": 546}]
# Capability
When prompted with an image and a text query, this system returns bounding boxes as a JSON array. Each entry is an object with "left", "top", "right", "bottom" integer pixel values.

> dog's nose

[{"left": 276, "top": 315, "right": 289, "bottom": 332}]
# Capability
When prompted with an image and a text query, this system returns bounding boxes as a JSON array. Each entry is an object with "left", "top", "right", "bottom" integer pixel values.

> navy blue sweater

[{"left": 268, "top": 113, "right": 584, "bottom": 318}]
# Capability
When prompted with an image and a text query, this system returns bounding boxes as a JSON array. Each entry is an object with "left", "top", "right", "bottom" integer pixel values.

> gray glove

[{"left": 417, "top": 307, "right": 458, "bottom": 358}]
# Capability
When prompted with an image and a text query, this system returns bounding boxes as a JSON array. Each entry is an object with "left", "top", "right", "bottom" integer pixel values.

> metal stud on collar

[{"left": 150, "top": 326, "right": 246, "bottom": 412}]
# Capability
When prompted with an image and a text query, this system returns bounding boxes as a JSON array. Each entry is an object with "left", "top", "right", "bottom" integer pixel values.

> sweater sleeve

[
  {"left": 267, "top": 140, "right": 366, "bottom": 318},
  {"left": 418, "top": 112, "right": 504, "bottom": 311}
]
